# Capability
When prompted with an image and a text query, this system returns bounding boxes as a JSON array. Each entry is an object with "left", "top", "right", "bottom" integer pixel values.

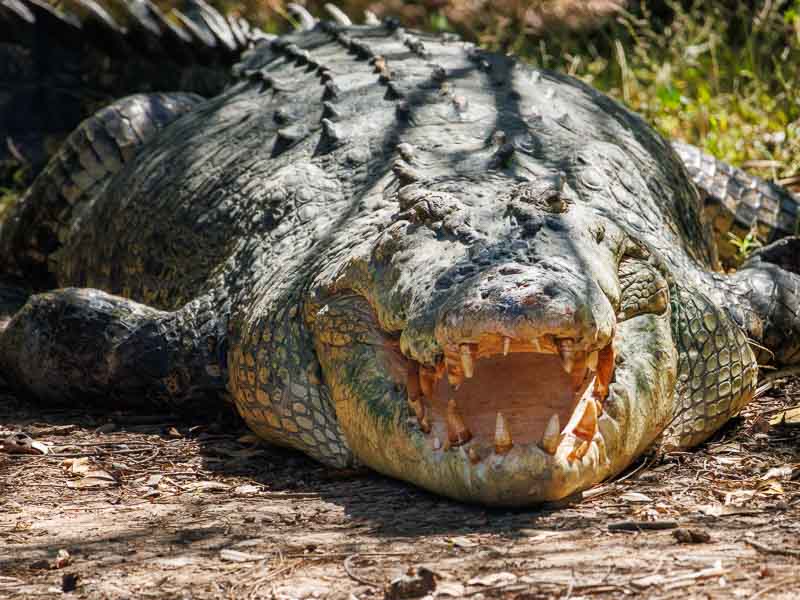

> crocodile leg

[
  {"left": 672, "top": 141, "right": 800, "bottom": 264},
  {"left": 662, "top": 285, "right": 759, "bottom": 449},
  {"left": 0, "top": 92, "right": 203, "bottom": 288},
  {"left": 0, "top": 288, "right": 227, "bottom": 409},
  {"left": 664, "top": 236, "right": 800, "bottom": 449}
]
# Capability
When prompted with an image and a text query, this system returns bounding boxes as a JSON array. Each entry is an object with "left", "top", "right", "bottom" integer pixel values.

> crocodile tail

[
  {"left": 671, "top": 141, "right": 800, "bottom": 265},
  {"left": 0, "top": 0, "right": 270, "bottom": 174}
]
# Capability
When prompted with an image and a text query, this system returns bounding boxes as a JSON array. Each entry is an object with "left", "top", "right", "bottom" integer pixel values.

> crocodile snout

[{"left": 433, "top": 261, "right": 617, "bottom": 356}]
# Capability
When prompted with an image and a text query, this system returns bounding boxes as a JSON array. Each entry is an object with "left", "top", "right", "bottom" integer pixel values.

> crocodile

[{"left": 1, "top": 1, "right": 799, "bottom": 506}]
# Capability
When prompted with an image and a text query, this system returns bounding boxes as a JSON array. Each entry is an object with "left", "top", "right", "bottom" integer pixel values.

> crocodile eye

[{"left": 509, "top": 174, "right": 569, "bottom": 214}]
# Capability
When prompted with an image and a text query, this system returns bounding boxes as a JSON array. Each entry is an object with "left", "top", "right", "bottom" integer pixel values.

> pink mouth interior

[{"left": 427, "top": 353, "right": 591, "bottom": 445}]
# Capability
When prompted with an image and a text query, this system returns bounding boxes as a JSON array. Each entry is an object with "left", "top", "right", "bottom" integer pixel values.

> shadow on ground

[{"left": 3, "top": 379, "right": 800, "bottom": 599}]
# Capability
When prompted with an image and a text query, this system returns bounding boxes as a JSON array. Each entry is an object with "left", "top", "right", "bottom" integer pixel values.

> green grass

[{"left": 0, "top": 162, "right": 30, "bottom": 221}]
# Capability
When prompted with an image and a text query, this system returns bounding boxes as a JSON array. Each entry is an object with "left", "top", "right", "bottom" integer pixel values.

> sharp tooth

[
  {"left": 592, "top": 343, "right": 615, "bottom": 402},
  {"left": 541, "top": 413, "right": 560, "bottom": 454},
  {"left": 573, "top": 398, "right": 598, "bottom": 441},
  {"left": 406, "top": 364, "right": 430, "bottom": 433},
  {"left": 460, "top": 344, "right": 474, "bottom": 379},
  {"left": 494, "top": 412, "right": 513, "bottom": 454},
  {"left": 568, "top": 439, "right": 590, "bottom": 462},
  {"left": 419, "top": 413, "right": 431, "bottom": 434},
  {"left": 503, "top": 337, "right": 511, "bottom": 356},
  {"left": 433, "top": 437, "right": 442, "bottom": 450},
  {"left": 445, "top": 358, "right": 463, "bottom": 388},
  {"left": 468, "top": 447, "right": 481, "bottom": 464},
  {"left": 447, "top": 398, "right": 472, "bottom": 446},
  {"left": 556, "top": 338, "right": 576, "bottom": 373},
  {"left": 586, "top": 350, "right": 599, "bottom": 371},
  {"left": 407, "top": 395, "right": 431, "bottom": 434}
]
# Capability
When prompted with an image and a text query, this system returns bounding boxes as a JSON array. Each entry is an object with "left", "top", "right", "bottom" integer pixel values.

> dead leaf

[
  {"left": 447, "top": 536, "right": 478, "bottom": 549},
  {"left": 1, "top": 432, "right": 49, "bottom": 455},
  {"left": 67, "top": 470, "right": 118, "bottom": 489},
  {"left": 436, "top": 581, "right": 466, "bottom": 597},
  {"left": 770, "top": 406, "right": 800, "bottom": 426},
  {"left": 219, "top": 549, "right": 267, "bottom": 562},
  {"left": 467, "top": 572, "right": 517, "bottom": 586},
  {"left": 620, "top": 492, "right": 652, "bottom": 503},
  {"left": 697, "top": 504, "right": 764, "bottom": 517},
  {"left": 153, "top": 556, "right": 197, "bottom": 568},
  {"left": 724, "top": 489, "right": 757, "bottom": 505},
  {"left": 757, "top": 481, "right": 785, "bottom": 496},
  {"left": 761, "top": 465, "right": 798, "bottom": 480},
  {"left": 185, "top": 481, "right": 230, "bottom": 492},
  {"left": 62, "top": 457, "right": 92, "bottom": 474},
  {"left": 709, "top": 441, "right": 742, "bottom": 454}
]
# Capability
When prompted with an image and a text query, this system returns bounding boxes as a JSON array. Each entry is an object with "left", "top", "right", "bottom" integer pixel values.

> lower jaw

[
  {"left": 402, "top": 380, "right": 619, "bottom": 505},
  {"left": 335, "top": 315, "right": 677, "bottom": 506}
]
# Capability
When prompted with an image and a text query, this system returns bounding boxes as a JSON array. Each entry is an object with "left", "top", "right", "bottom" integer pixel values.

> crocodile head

[{"left": 308, "top": 171, "right": 678, "bottom": 505}]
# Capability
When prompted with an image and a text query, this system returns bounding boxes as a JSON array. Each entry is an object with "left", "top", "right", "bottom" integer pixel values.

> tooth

[
  {"left": 503, "top": 337, "right": 511, "bottom": 356},
  {"left": 468, "top": 447, "right": 481, "bottom": 464},
  {"left": 406, "top": 364, "right": 430, "bottom": 433},
  {"left": 447, "top": 398, "right": 472, "bottom": 446},
  {"left": 433, "top": 437, "right": 442, "bottom": 450},
  {"left": 407, "top": 395, "right": 431, "bottom": 434},
  {"left": 541, "top": 413, "right": 560, "bottom": 454},
  {"left": 593, "top": 344, "right": 615, "bottom": 402},
  {"left": 419, "top": 413, "right": 431, "bottom": 434},
  {"left": 573, "top": 398, "right": 598, "bottom": 441},
  {"left": 494, "top": 412, "right": 513, "bottom": 454},
  {"left": 568, "top": 439, "right": 590, "bottom": 462},
  {"left": 531, "top": 338, "right": 542, "bottom": 353},
  {"left": 460, "top": 344, "right": 474, "bottom": 379},
  {"left": 556, "top": 338, "right": 576, "bottom": 373},
  {"left": 586, "top": 350, "right": 599, "bottom": 371},
  {"left": 446, "top": 358, "right": 463, "bottom": 388}
]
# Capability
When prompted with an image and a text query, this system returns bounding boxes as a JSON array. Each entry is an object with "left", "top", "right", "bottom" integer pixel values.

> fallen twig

[
  {"left": 743, "top": 539, "right": 800, "bottom": 558},
  {"left": 344, "top": 554, "right": 383, "bottom": 587},
  {"left": 608, "top": 520, "right": 678, "bottom": 532}
]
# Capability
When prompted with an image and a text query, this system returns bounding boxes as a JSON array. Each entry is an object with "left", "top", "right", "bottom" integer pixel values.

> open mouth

[{"left": 405, "top": 335, "right": 615, "bottom": 463}]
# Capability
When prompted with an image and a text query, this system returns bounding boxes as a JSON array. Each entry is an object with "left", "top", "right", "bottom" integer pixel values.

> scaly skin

[{"left": 1, "top": 17, "right": 800, "bottom": 505}]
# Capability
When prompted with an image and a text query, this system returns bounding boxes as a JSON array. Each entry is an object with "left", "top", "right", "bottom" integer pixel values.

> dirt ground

[{"left": 2, "top": 377, "right": 800, "bottom": 600}]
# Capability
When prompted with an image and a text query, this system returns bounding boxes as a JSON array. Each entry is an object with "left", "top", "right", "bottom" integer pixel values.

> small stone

[
  {"left": 673, "top": 528, "right": 711, "bottom": 544},
  {"left": 384, "top": 566, "right": 436, "bottom": 599}
]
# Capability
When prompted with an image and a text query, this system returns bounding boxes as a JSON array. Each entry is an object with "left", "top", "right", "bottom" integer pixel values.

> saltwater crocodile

[{"left": 1, "top": 1, "right": 799, "bottom": 505}]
